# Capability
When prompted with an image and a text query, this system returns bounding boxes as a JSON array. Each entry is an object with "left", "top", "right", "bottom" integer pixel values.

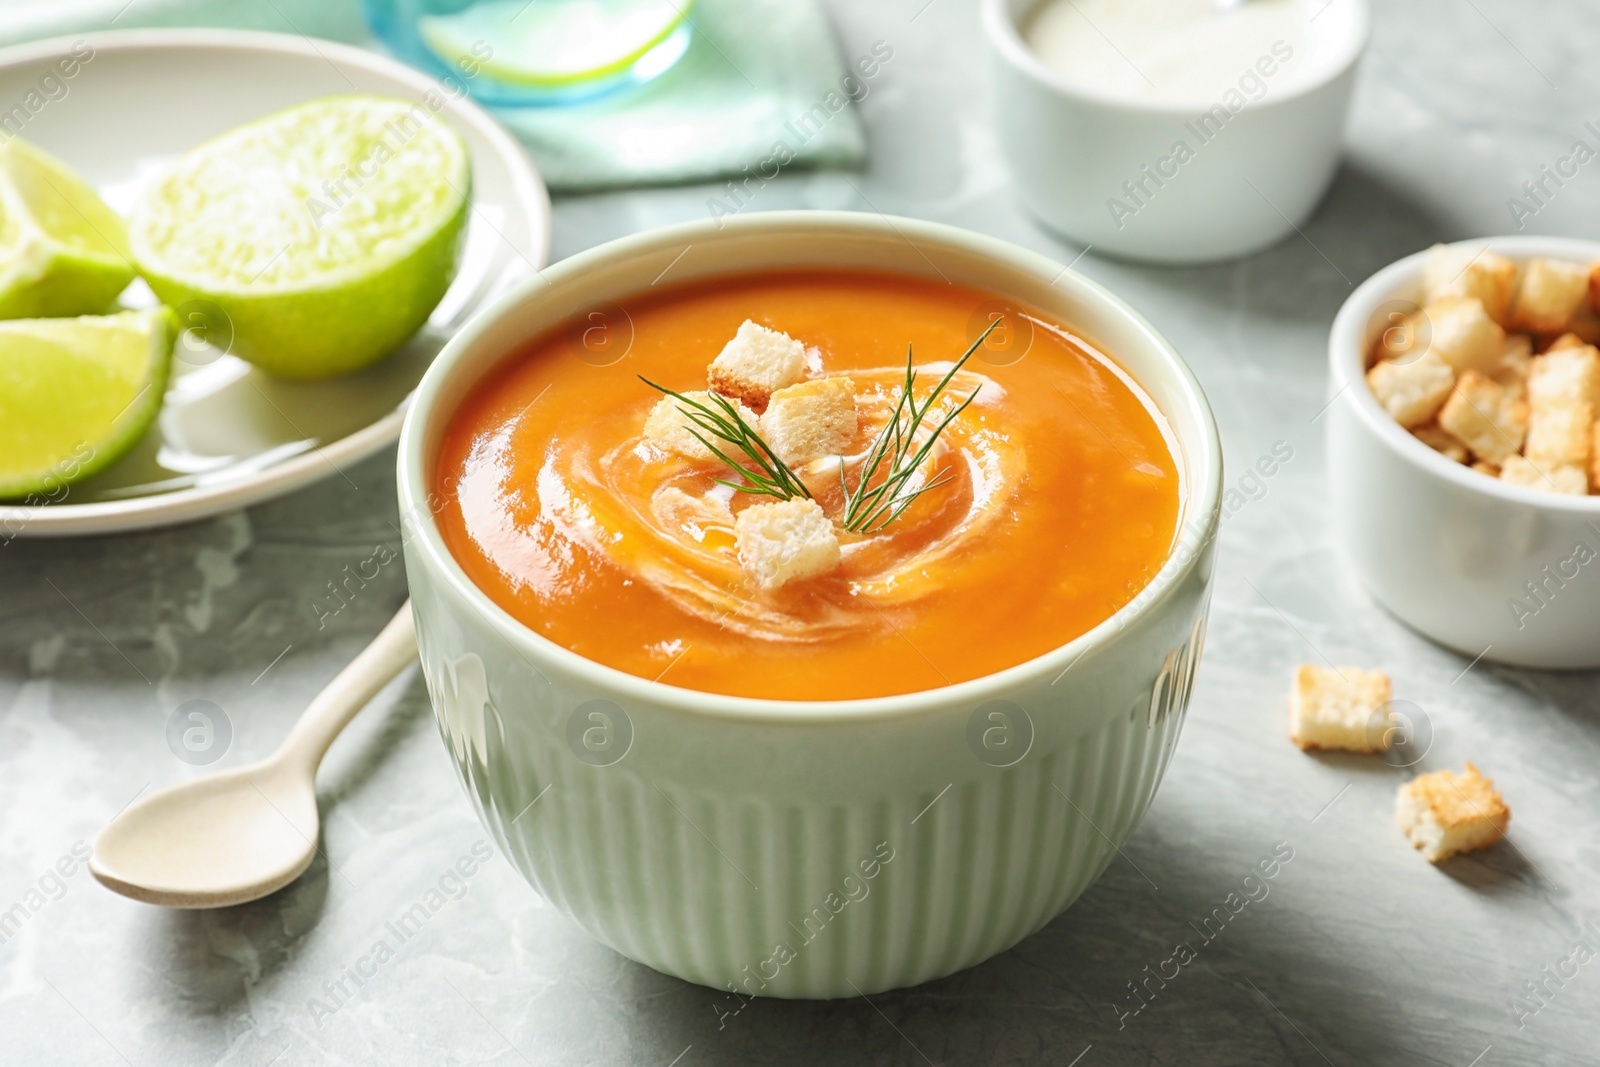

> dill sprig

[
  {"left": 639, "top": 317, "right": 999, "bottom": 530},
  {"left": 839, "top": 319, "right": 999, "bottom": 533},
  {"left": 639, "top": 379, "right": 812, "bottom": 501}
]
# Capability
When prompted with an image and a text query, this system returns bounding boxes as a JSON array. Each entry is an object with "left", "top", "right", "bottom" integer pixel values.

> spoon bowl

[
  {"left": 91, "top": 603, "right": 417, "bottom": 908},
  {"left": 91, "top": 759, "right": 320, "bottom": 907}
]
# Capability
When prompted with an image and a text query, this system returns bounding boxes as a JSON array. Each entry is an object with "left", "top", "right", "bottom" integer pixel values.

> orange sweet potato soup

[{"left": 436, "top": 270, "right": 1181, "bottom": 700}]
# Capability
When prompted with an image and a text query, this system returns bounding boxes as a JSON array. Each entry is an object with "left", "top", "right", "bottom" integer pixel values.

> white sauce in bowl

[{"left": 1023, "top": 0, "right": 1319, "bottom": 106}]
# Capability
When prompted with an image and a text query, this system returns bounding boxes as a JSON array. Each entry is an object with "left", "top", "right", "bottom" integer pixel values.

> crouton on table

[
  {"left": 1396, "top": 763, "right": 1510, "bottom": 863},
  {"left": 1289, "top": 664, "right": 1394, "bottom": 753}
]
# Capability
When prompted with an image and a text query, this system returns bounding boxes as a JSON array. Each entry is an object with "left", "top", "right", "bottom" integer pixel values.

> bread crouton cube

[
  {"left": 1499, "top": 333, "right": 1534, "bottom": 364},
  {"left": 1423, "top": 296, "right": 1505, "bottom": 373},
  {"left": 1412, "top": 424, "right": 1468, "bottom": 463},
  {"left": 1470, "top": 460, "right": 1500, "bottom": 478},
  {"left": 1546, "top": 332, "right": 1588, "bottom": 353},
  {"left": 1500, "top": 454, "right": 1589, "bottom": 495},
  {"left": 1437, "top": 371, "right": 1528, "bottom": 464},
  {"left": 1367, "top": 352, "right": 1455, "bottom": 428},
  {"left": 734, "top": 498, "right": 840, "bottom": 589},
  {"left": 1490, "top": 334, "right": 1531, "bottom": 399},
  {"left": 643, "top": 390, "right": 757, "bottom": 460},
  {"left": 1288, "top": 664, "right": 1394, "bottom": 753},
  {"left": 707, "top": 320, "right": 808, "bottom": 412},
  {"left": 1567, "top": 301, "right": 1600, "bottom": 344},
  {"left": 1527, "top": 345, "right": 1600, "bottom": 411},
  {"left": 1525, "top": 400, "right": 1594, "bottom": 469},
  {"left": 1396, "top": 762, "right": 1510, "bottom": 863},
  {"left": 759, "top": 376, "right": 858, "bottom": 468},
  {"left": 1372, "top": 309, "right": 1426, "bottom": 365},
  {"left": 1553, "top": 465, "right": 1589, "bottom": 495},
  {"left": 1423, "top": 244, "right": 1517, "bottom": 324},
  {"left": 1510, "top": 258, "right": 1590, "bottom": 334}
]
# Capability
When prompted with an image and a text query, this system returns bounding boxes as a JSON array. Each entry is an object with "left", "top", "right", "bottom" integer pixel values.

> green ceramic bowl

[{"left": 397, "top": 211, "right": 1222, "bottom": 998}]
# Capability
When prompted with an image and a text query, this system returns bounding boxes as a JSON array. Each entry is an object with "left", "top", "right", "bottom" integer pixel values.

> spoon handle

[{"left": 277, "top": 601, "right": 418, "bottom": 772}]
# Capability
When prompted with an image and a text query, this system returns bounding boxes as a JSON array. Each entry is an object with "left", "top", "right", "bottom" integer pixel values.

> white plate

[{"left": 0, "top": 29, "right": 551, "bottom": 538}]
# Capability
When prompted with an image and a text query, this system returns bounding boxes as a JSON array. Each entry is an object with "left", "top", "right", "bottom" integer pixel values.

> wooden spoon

[{"left": 90, "top": 602, "right": 418, "bottom": 908}]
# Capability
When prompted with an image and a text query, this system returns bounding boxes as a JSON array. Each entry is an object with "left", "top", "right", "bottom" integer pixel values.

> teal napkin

[
  {"left": 0, "top": 0, "right": 866, "bottom": 192},
  {"left": 0, "top": 0, "right": 368, "bottom": 49}
]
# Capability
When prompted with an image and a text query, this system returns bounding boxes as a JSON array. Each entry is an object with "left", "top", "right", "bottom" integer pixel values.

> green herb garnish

[
  {"left": 839, "top": 319, "right": 999, "bottom": 533},
  {"left": 639, "top": 380, "right": 812, "bottom": 501},
  {"left": 640, "top": 317, "right": 999, "bottom": 531}
]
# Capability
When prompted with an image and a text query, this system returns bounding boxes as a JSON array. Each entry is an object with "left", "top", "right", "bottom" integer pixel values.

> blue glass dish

[{"left": 361, "top": 0, "right": 695, "bottom": 107}]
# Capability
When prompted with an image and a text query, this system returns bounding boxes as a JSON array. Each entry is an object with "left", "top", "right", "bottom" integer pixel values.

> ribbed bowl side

[
  {"left": 424, "top": 680, "right": 1191, "bottom": 997},
  {"left": 409, "top": 532, "right": 1210, "bottom": 999}
]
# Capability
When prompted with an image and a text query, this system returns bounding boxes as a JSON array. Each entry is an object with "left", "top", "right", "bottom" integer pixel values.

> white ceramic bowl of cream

[
  {"left": 1328, "top": 236, "right": 1600, "bottom": 670},
  {"left": 983, "top": 0, "right": 1369, "bottom": 263},
  {"left": 397, "top": 211, "right": 1223, "bottom": 997}
]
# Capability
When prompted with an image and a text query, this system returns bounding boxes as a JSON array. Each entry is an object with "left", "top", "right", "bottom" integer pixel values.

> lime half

[
  {"left": 419, "top": 0, "right": 692, "bottom": 87},
  {"left": 0, "top": 138, "right": 135, "bottom": 319},
  {"left": 128, "top": 95, "right": 470, "bottom": 379},
  {"left": 0, "top": 308, "right": 174, "bottom": 500}
]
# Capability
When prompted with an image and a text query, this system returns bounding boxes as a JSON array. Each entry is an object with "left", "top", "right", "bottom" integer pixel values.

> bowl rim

[
  {"left": 979, "top": 0, "right": 1371, "bottom": 117},
  {"left": 1329, "top": 234, "right": 1600, "bottom": 514},
  {"left": 397, "top": 210, "right": 1223, "bottom": 723}
]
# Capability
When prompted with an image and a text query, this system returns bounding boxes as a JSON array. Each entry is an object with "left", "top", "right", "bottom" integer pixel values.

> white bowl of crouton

[
  {"left": 1329, "top": 237, "right": 1600, "bottom": 669},
  {"left": 396, "top": 211, "right": 1223, "bottom": 996}
]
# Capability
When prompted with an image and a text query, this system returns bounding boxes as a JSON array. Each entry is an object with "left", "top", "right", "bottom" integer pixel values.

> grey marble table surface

[{"left": 4, "top": 1, "right": 1599, "bottom": 1064}]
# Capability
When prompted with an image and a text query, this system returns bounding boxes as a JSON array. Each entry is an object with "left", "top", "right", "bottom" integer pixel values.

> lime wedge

[
  {"left": 0, "top": 138, "right": 135, "bottom": 319},
  {"left": 0, "top": 308, "right": 174, "bottom": 500},
  {"left": 419, "top": 0, "right": 691, "bottom": 86},
  {"left": 128, "top": 95, "right": 470, "bottom": 380}
]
